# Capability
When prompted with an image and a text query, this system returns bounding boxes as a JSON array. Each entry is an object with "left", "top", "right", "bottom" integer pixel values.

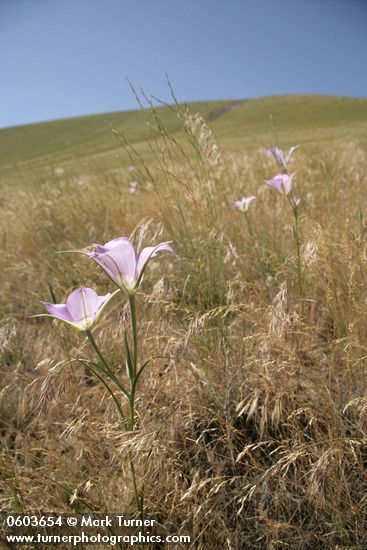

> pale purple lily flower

[
  {"left": 265, "top": 172, "right": 296, "bottom": 195},
  {"left": 128, "top": 181, "right": 138, "bottom": 193},
  {"left": 267, "top": 145, "right": 299, "bottom": 169},
  {"left": 39, "top": 288, "right": 119, "bottom": 331},
  {"left": 234, "top": 195, "right": 256, "bottom": 212},
  {"left": 87, "top": 237, "right": 178, "bottom": 293}
]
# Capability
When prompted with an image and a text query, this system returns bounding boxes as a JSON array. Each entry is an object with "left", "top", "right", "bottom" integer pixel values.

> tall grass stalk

[{"left": 290, "top": 197, "right": 304, "bottom": 301}]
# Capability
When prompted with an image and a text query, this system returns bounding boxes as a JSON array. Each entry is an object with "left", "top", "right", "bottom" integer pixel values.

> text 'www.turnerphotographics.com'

[{"left": 2, "top": 514, "right": 191, "bottom": 546}]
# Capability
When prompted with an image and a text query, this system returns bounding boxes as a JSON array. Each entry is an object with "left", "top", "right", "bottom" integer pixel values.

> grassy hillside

[
  {"left": 1, "top": 95, "right": 366, "bottom": 170},
  {"left": 1, "top": 94, "right": 367, "bottom": 548}
]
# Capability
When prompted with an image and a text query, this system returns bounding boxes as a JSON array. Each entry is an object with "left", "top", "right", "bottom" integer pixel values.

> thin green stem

[
  {"left": 85, "top": 329, "right": 109, "bottom": 370},
  {"left": 85, "top": 329, "right": 130, "bottom": 399},
  {"left": 128, "top": 293, "right": 138, "bottom": 377},
  {"left": 85, "top": 325, "right": 144, "bottom": 545},
  {"left": 75, "top": 358, "right": 128, "bottom": 428},
  {"left": 127, "top": 293, "right": 138, "bottom": 430},
  {"left": 283, "top": 163, "right": 303, "bottom": 310},
  {"left": 293, "top": 203, "right": 303, "bottom": 298},
  {"left": 127, "top": 292, "right": 145, "bottom": 547}
]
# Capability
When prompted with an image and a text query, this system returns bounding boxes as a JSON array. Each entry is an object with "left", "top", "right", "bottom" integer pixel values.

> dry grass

[{"left": 1, "top": 99, "right": 367, "bottom": 549}]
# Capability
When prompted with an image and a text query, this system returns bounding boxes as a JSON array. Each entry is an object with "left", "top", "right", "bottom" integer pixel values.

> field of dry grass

[{"left": 1, "top": 95, "right": 367, "bottom": 548}]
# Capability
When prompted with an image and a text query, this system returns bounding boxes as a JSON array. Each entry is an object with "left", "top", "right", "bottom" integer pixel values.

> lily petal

[
  {"left": 267, "top": 147, "right": 285, "bottom": 168},
  {"left": 234, "top": 199, "right": 243, "bottom": 210},
  {"left": 265, "top": 173, "right": 294, "bottom": 195},
  {"left": 285, "top": 145, "right": 299, "bottom": 164},
  {"left": 41, "top": 302, "right": 72, "bottom": 322},
  {"left": 66, "top": 288, "right": 99, "bottom": 322},
  {"left": 94, "top": 237, "right": 131, "bottom": 254},
  {"left": 90, "top": 239, "right": 137, "bottom": 291},
  {"left": 234, "top": 196, "right": 256, "bottom": 212},
  {"left": 136, "top": 242, "right": 177, "bottom": 283}
]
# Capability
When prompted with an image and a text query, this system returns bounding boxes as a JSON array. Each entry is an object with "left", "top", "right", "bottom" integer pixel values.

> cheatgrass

[{"left": 1, "top": 92, "right": 367, "bottom": 548}]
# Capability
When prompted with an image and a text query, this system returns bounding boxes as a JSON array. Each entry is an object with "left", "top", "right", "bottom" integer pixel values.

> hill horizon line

[{"left": 2, "top": 93, "right": 367, "bottom": 131}]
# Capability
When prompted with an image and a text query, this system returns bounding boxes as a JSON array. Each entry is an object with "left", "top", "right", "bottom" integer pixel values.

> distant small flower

[
  {"left": 128, "top": 181, "right": 138, "bottom": 194},
  {"left": 39, "top": 288, "right": 118, "bottom": 331},
  {"left": 267, "top": 145, "right": 299, "bottom": 170},
  {"left": 234, "top": 195, "right": 256, "bottom": 212},
  {"left": 87, "top": 237, "right": 178, "bottom": 293},
  {"left": 265, "top": 172, "right": 296, "bottom": 195},
  {"left": 128, "top": 165, "right": 135, "bottom": 173}
]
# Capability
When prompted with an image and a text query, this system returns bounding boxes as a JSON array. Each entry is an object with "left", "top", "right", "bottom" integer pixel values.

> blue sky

[{"left": 1, "top": 0, "right": 366, "bottom": 128}]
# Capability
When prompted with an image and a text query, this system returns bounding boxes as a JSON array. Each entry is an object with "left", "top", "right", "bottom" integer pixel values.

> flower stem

[
  {"left": 85, "top": 329, "right": 109, "bottom": 370},
  {"left": 75, "top": 357, "right": 127, "bottom": 427},
  {"left": 128, "top": 293, "right": 138, "bottom": 378},
  {"left": 85, "top": 329, "right": 130, "bottom": 399},
  {"left": 292, "top": 202, "right": 304, "bottom": 309},
  {"left": 127, "top": 292, "right": 146, "bottom": 547},
  {"left": 85, "top": 325, "right": 144, "bottom": 547}
]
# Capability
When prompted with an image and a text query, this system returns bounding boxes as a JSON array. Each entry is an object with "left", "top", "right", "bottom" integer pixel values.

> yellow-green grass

[
  {"left": 1, "top": 95, "right": 367, "bottom": 548},
  {"left": 1, "top": 95, "right": 366, "bottom": 169}
]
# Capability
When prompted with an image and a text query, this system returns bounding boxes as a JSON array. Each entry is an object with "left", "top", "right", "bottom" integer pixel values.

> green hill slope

[{"left": 0, "top": 95, "right": 366, "bottom": 169}]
